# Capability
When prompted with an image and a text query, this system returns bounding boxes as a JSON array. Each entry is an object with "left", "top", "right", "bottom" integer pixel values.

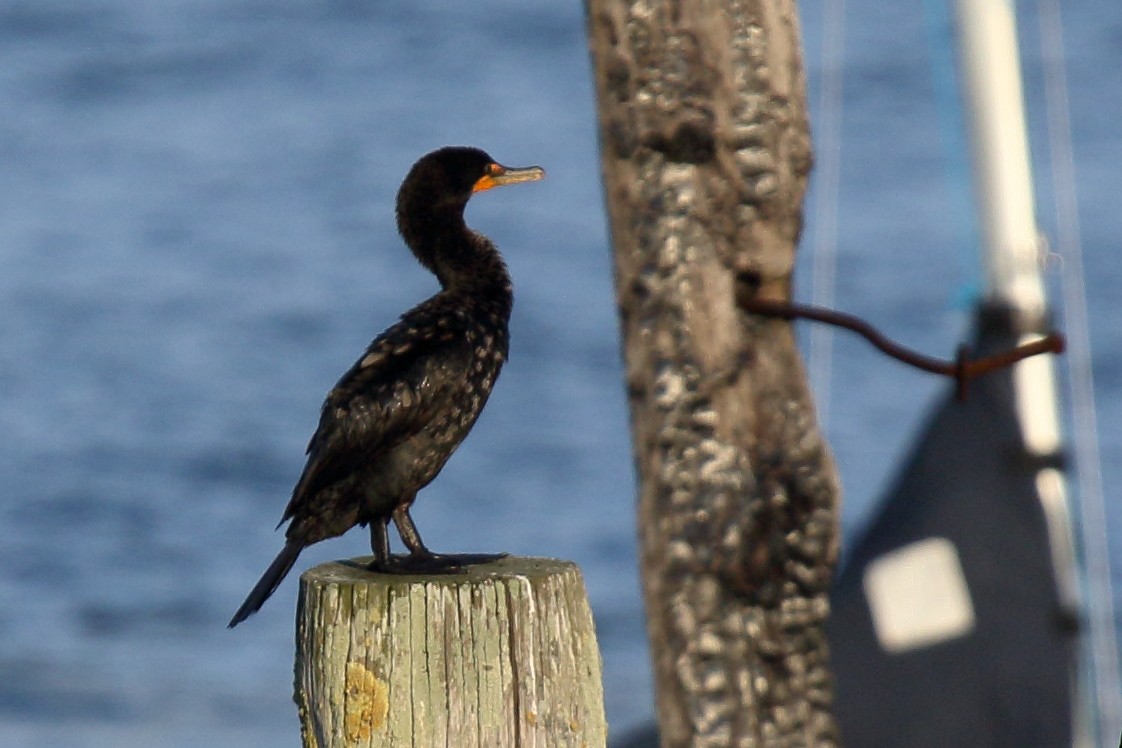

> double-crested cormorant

[{"left": 228, "top": 146, "right": 544, "bottom": 628}]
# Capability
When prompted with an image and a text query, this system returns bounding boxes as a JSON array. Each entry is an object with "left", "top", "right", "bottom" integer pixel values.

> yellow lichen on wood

[{"left": 343, "top": 662, "right": 388, "bottom": 744}]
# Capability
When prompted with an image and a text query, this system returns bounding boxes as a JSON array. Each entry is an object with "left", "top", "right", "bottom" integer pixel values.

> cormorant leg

[
  {"left": 368, "top": 518, "right": 392, "bottom": 571},
  {"left": 391, "top": 505, "right": 508, "bottom": 572},
  {"left": 391, "top": 505, "right": 432, "bottom": 559}
]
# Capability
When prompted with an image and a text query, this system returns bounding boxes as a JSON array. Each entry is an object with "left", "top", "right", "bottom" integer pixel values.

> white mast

[
  {"left": 954, "top": 0, "right": 1045, "bottom": 316},
  {"left": 952, "top": 0, "right": 1087, "bottom": 744}
]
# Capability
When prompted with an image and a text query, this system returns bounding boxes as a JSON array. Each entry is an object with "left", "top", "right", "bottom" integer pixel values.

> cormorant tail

[{"left": 228, "top": 541, "right": 303, "bottom": 628}]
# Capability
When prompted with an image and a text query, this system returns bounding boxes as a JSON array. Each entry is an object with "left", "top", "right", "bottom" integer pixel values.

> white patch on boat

[{"left": 863, "top": 536, "right": 976, "bottom": 653}]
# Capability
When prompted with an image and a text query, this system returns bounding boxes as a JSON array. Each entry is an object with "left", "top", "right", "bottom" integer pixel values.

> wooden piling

[{"left": 294, "top": 556, "right": 607, "bottom": 747}]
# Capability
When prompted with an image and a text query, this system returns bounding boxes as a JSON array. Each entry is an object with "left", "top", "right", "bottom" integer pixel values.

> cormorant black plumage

[{"left": 229, "top": 146, "right": 544, "bottom": 628}]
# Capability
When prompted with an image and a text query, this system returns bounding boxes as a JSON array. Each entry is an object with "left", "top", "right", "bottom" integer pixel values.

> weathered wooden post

[
  {"left": 293, "top": 556, "right": 606, "bottom": 747},
  {"left": 586, "top": 0, "right": 841, "bottom": 745}
]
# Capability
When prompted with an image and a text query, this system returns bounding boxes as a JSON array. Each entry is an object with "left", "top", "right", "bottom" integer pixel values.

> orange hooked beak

[{"left": 472, "top": 162, "right": 546, "bottom": 193}]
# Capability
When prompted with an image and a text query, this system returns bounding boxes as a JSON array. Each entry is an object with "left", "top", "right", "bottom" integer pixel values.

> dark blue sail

[{"left": 828, "top": 303, "right": 1078, "bottom": 747}]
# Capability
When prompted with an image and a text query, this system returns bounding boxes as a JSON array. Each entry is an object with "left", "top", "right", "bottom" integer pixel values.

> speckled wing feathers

[{"left": 279, "top": 307, "right": 474, "bottom": 527}]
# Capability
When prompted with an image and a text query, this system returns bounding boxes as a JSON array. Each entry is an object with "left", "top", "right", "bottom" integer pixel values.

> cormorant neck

[{"left": 398, "top": 205, "right": 513, "bottom": 300}]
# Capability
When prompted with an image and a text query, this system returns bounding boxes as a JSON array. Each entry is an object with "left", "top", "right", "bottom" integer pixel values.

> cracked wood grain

[{"left": 294, "top": 557, "right": 606, "bottom": 747}]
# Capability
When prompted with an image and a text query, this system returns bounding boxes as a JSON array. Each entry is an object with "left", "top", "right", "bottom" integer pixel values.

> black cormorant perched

[{"left": 228, "top": 146, "right": 544, "bottom": 628}]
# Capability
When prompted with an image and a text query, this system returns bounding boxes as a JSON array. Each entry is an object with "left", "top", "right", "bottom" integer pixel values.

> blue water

[{"left": 1, "top": 1, "right": 1118, "bottom": 745}]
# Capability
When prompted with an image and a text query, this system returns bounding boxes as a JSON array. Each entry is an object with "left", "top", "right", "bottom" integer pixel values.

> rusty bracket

[{"left": 739, "top": 295, "right": 1066, "bottom": 401}]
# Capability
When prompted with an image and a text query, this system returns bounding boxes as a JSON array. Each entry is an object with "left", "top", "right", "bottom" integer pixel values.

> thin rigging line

[
  {"left": 809, "top": 0, "right": 845, "bottom": 431},
  {"left": 1037, "top": 0, "right": 1122, "bottom": 743}
]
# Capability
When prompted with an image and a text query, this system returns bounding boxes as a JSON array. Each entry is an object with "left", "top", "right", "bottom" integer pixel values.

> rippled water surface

[{"left": 1, "top": 1, "right": 1119, "bottom": 745}]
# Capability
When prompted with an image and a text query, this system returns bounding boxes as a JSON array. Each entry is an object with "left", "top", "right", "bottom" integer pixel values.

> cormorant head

[{"left": 396, "top": 146, "right": 545, "bottom": 222}]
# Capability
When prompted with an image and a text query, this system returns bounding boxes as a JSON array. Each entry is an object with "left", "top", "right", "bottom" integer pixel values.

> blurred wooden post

[
  {"left": 586, "top": 0, "right": 841, "bottom": 745},
  {"left": 293, "top": 556, "right": 607, "bottom": 748}
]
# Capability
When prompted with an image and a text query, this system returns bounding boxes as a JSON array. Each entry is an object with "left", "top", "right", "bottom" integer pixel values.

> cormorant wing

[{"left": 278, "top": 317, "right": 474, "bottom": 526}]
